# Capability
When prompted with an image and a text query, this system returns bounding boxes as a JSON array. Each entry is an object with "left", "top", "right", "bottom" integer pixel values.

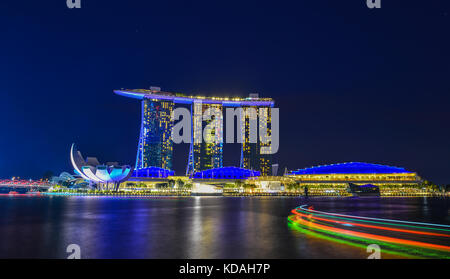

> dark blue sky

[{"left": 0, "top": 0, "right": 449, "bottom": 183}]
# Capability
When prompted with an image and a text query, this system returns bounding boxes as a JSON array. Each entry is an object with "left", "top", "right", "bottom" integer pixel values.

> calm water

[{"left": 0, "top": 196, "right": 448, "bottom": 258}]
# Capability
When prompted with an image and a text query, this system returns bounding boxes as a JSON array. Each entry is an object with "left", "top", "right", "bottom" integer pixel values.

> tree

[
  {"left": 234, "top": 180, "right": 243, "bottom": 189},
  {"left": 168, "top": 179, "right": 176, "bottom": 188},
  {"left": 176, "top": 179, "right": 185, "bottom": 189},
  {"left": 423, "top": 180, "right": 441, "bottom": 192},
  {"left": 183, "top": 183, "right": 193, "bottom": 190}
]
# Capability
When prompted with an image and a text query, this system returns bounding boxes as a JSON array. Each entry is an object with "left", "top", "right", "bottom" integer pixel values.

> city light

[{"left": 288, "top": 205, "right": 450, "bottom": 258}]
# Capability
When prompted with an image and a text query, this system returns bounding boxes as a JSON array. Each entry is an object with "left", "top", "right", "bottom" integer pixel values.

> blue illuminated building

[
  {"left": 115, "top": 87, "right": 274, "bottom": 175},
  {"left": 192, "top": 167, "right": 260, "bottom": 179},
  {"left": 288, "top": 162, "right": 413, "bottom": 175},
  {"left": 70, "top": 144, "right": 134, "bottom": 191},
  {"left": 132, "top": 167, "right": 174, "bottom": 178},
  {"left": 286, "top": 162, "right": 421, "bottom": 186},
  {"left": 136, "top": 98, "right": 174, "bottom": 170}
]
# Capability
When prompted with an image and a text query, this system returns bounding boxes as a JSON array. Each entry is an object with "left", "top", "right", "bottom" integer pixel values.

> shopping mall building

[{"left": 284, "top": 162, "right": 423, "bottom": 196}]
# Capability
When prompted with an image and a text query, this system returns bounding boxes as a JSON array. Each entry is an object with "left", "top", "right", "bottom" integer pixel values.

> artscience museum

[{"left": 70, "top": 144, "right": 134, "bottom": 191}]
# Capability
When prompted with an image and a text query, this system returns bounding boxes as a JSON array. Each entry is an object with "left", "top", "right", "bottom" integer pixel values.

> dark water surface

[{"left": 0, "top": 196, "right": 448, "bottom": 258}]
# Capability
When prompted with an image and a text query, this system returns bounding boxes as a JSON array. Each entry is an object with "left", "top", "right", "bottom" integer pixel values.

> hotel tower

[{"left": 115, "top": 87, "right": 274, "bottom": 176}]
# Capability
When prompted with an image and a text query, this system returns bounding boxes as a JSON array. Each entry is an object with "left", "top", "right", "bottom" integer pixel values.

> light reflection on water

[{"left": 0, "top": 196, "right": 448, "bottom": 258}]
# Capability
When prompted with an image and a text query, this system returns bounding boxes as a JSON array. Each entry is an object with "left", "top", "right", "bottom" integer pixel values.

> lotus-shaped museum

[{"left": 70, "top": 144, "right": 134, "bottom": 191}]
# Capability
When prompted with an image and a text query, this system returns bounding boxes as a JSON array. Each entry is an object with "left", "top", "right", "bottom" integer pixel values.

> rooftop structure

[
  {"left": 289, "top": 162, "right": 413, "bottom": 175},
  {"left": 114, "top": 89, "right": 274, "bottom": 107}
]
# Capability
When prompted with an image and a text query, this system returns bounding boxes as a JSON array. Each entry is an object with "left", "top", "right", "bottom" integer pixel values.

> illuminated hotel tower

[
  {"left": 240, "top": 105, "right": 272, "bottom": 176},
  {"left": 114, "top": 87, "right": 274, "bottom": 175},
  {"left": 186, "top": 102, "right": 223, "bottom": 175},
  {"left": 136, "top": 95, "right": 174, "bottom": 170}
]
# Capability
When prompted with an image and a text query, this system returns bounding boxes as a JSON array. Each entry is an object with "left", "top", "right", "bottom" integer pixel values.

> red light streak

[
  {"left": 291, "top": 209, "right": 450, "bottom": 238},
  {"left": 290, "top": 211, "right": 450, "bottom": 252}
]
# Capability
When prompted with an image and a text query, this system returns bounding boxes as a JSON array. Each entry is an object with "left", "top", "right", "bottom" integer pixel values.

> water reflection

[
  {"left": 0, "top": 196, "right": 447, "bottom": 258},
  {"left": 289, "top": 204, "right": 450, "bottom": 258}
]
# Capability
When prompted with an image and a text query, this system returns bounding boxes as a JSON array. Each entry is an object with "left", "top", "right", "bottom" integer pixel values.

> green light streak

[
  {"left": 287, "top": 218, "right": 414, "bottom": 258},
  {"left": 295, "top": 207, "right": 450, "bottom": 233},
  {"left": 287, "top": 216, "right": 450, "bottom": 259}
]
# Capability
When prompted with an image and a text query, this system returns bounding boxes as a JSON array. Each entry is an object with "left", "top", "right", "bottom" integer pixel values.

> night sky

[{"left": 0, "top": 1, "right": 449, "bottom": 184}]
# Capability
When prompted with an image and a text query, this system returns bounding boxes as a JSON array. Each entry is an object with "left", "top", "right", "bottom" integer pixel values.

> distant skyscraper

[{"left": 136, "top": 98, "right": 174, "bottom": 170}]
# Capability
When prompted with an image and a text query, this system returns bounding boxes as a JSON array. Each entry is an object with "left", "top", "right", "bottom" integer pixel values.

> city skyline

[
  {"left": 0, "top": 0, "right": 449, "bottom": 262},
  {"left": 0, "top": 1, "right": 449, "bottom": 184}
]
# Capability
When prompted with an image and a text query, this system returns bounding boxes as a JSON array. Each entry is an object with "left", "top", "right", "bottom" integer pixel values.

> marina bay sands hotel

[{"left": 114, "top": 87, "right": 275, "bottom": 176}]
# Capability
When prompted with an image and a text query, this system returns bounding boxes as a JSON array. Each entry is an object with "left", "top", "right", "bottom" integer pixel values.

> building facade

[
  {"left": 115, "top": 88, "right": 274, "bottom": 175},
  {"left": 286, "top": 162, "right": 421, "bottom": 185},
  {"left": 187, "top": 102, "right": 224, "bottom": 175},
  {"left": 240, "top": 106, "right": 272, "bottom": 176},
  {"left": 286, "top": 162, "right": 423, "bottom": 196},
  {"left": 136, "top": 98, "right": 174, "bottom": 170}
]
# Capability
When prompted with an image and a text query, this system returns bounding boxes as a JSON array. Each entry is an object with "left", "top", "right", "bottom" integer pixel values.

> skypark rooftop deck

[{"left": 114, "top": 89, "right": 275, "bottom": 107}]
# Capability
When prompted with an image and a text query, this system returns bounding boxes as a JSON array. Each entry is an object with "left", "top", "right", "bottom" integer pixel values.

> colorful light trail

[{"left": 288, "top": 205, "right": 450, "bottom": 259}]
